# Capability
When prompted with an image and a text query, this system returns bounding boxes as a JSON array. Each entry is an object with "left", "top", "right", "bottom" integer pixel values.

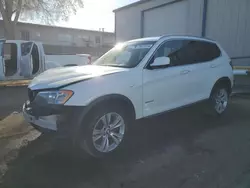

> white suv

[{"left": 23, "top": 35, "right": 234, "bottom": 157}]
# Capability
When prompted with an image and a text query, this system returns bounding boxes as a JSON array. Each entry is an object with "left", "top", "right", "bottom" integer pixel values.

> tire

[
  {"left": 206, "top": 85, "right": 229, "bottom": 116},
  {"left": 78, "top": 104, "right": 129, "bottom": 158}
]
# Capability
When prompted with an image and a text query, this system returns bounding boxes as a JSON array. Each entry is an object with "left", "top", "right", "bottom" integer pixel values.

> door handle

[
  {"left": 210, "top": 64, "right": 217, "bottom": 68},
  {"left": 180, "top": 70, "right": 190, "bottom": 75}
]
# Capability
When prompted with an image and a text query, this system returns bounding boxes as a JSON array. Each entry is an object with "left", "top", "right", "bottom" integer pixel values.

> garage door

[
  {"left": 205, "top": 0, "right": 250, "bottom": 59},
  {"left": 143, "top": 1, "right": 189, "bottom": 37}
]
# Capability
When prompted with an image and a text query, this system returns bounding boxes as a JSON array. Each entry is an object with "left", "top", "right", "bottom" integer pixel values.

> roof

[
  {"left": 113, "top": 0, "right": 151, "bottom": 12},
  {"left": 126, "top": 35, "right": 216, "bottom": 43},
  {"left": 161, "top": 35, "right": 216, "bottom": 41},
  {"left": 0, "top": 20, "right": 114, "bottom": 35},
  {"left": 6, "top": 40, "right": 43, "bottom": 44}
]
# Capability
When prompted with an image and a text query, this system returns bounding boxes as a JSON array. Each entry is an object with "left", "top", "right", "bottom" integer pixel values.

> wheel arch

[
  {"left": 83, "top": 94, "right": 136, "bottom": 121},
  {"left": 210, "top": 77, "right": 232, "bottom": 96}
]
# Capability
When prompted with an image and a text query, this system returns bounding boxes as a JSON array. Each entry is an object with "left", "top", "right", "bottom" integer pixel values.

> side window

[
  {"left": 174, "top": 40, "right": 221, "bottom": 64},
  {"left": 31, "top": 44, "right": 40, "bottom": 74},
  {"left": 3, "top": 43, "right": 18, "bottom": 76},
  {"left": 0, "top": 42, "right": 3, "bottom": 57},
  {"left": 187, "top": 41, "right": 221, "bottom": 63},
  {"left": 21, "top": 42, "right": 33, "bottom": 56},
  {"left": 180, "top": 41, "right": 203, "bottom": 64},
  {"left": 149, "top": 40, "right": 221, "bottom": 67},
  {"left": 150, "top": 40, "right": 195, "bottom": 66},
  {"left": 199, "top": 42, "right": 221, "bottom": 62}
]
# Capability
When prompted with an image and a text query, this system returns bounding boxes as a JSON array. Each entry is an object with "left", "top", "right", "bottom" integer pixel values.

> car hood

[{"left": 29, "top": 65, "right": 128, "bottom": 90}]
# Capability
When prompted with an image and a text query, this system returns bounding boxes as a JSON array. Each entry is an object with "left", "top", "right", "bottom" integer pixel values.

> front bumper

[
  {"left": 22, "top": 99, "right": 85, "bottom": 137},
  {"left": 23, "top": 104, "right": 58, "bottom": 131}
]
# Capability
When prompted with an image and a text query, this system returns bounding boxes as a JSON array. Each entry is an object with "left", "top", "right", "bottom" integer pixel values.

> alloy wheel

[
  {"left": 214, "top": 88, "right": 228, "bottom": 114},
  {"left": 92, "top": 112, "right": 125, "bottom": 153}
]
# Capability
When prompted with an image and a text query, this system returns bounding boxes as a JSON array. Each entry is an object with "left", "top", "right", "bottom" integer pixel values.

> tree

[{"left": 0, "top": 0, "right": 84, "bottom": 39}]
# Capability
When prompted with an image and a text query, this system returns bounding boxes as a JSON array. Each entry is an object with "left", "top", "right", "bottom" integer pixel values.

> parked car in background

[
  {"left": 23, "top": 35, "right": 234, "bottom": 158},
  {"left": 0, "top": 40, "right": 91, "bottom": 81}
]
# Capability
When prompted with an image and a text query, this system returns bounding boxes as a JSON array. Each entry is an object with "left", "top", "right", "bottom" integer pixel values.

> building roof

[
  {"left": 113, "top": 0, "right": 151, "bottom": 12},
  {"left": 0, "top": 20, "right": 114, "bottom": 35}
]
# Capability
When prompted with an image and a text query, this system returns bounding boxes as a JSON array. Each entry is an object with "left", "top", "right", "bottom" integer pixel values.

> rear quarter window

[{"left": 199, "top": 41, "right": 221, "bottom": 62}]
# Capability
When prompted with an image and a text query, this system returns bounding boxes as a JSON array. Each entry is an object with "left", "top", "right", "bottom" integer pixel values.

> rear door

[
  {"left": 35, "top": 42, "right": 46, "bottom": 72},
  {"left": 0, "top": 39, "right": 5, "bottom": 79},
  {"left": 187, "top": 41, "right": 222, "bottom": 100}
]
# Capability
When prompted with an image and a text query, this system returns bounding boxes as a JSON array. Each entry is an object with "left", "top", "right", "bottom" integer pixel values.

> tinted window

[
  {"left": 198, "top": 41, "right": 221, "bottom": 62},
  {"left": 150, "top": 40, "right": 195, "bottom": 66},
  {"left": 150, "top": 40, "right": 221, "bottom": 67},
  {"left": 0, "top": 42, "right": 3, "bottom": 56}
]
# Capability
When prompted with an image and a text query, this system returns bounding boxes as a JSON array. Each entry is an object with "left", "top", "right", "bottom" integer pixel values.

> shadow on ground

[{"left": 1, "top": 97, "right": 250, "bottom": 188}]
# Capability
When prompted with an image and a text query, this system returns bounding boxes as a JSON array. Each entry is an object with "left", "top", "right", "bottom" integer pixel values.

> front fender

[{"left": 63, "top": 75, "right": 143, "bottom": 119}]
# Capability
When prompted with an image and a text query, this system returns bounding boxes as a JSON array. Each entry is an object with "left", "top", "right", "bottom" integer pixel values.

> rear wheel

[
  {"left": 214, "top": 88, "right": 229, "bottom": 114},
  {"left": 207, "top": 86, "right": 229, "bottom": 116},
  {"left": 79, "top": 105, "right": 129, "bottom": 158}
]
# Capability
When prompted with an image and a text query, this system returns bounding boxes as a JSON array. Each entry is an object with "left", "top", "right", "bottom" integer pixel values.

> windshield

[{"left": 94, "top": 41, "right": 156, "bottom": 68}]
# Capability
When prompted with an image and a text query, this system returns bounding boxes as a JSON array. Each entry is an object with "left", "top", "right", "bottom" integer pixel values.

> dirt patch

[
  {"left": 0, "top": 130, "right": 40, "bottom": 183},
  {"left": 0, "top": 113, "right": 40, "bottom": 183},
  {"left": 0, "top": 113, "right": 33, "bottom": 139}
]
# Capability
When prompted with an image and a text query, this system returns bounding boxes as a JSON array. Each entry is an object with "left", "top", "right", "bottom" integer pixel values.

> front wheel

[{"left": 79, "top": 106, "right": 128, "bottom": 158}]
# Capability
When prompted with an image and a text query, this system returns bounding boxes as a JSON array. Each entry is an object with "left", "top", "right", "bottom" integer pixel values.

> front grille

[{"left": 28, "top": 89, "right": 37, "bottom": 102}]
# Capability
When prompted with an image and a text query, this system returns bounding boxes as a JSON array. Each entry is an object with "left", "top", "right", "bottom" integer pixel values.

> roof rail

[{"left": 159, "top": 34, "right": 216, "bottom": 42}]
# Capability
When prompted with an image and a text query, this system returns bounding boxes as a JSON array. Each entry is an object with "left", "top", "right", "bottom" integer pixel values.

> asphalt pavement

[{"left": 0, "top": 96, "right": 250, "bottom": 188}]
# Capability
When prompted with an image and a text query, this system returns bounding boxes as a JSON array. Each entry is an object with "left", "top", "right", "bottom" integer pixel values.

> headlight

[{"left": 37, "top": 90, "right": 74, "bottom": 104}]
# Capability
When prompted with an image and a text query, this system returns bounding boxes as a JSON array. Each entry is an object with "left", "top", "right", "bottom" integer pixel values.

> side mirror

[{"left": 150, "top": 57, "right": 170, "bottom": 68}]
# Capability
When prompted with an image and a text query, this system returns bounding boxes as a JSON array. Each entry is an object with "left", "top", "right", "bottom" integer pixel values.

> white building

[{"left": 114, "top": 0, "right": 250, "bottom": 66}]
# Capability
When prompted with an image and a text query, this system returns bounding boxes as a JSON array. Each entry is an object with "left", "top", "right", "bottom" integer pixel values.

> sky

[{"left": 59, "top": 0, "right": 139, "bottom": 32}]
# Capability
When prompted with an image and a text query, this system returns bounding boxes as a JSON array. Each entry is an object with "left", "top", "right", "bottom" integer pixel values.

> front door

[
  {"left": 3, "top": 42, "right": 19, "bottom": 79},
  {"left": 36, "top": 42, "right": 46, "bottom": 73},
  {"left": 142, "top": 39, "right": 197, "bottom": 117}
]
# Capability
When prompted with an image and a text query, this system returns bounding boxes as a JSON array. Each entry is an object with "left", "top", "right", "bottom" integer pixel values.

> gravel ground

[{"left": 0, "top": 96, "right": 250, "bottom": 188}]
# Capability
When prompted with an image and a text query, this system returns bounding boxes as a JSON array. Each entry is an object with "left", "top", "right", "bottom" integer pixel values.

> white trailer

[{"left": 0, "top": 40, "right": 91, "bottom": 81}]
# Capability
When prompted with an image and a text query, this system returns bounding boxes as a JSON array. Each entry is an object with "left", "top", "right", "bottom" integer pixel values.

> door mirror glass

[{"left": 151, "top": 57, "right": 170, "bottom": 68}]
